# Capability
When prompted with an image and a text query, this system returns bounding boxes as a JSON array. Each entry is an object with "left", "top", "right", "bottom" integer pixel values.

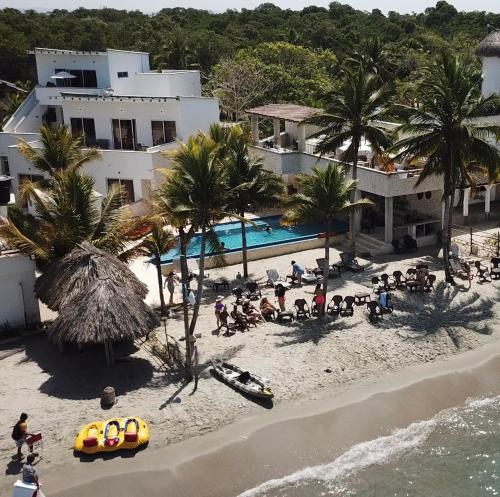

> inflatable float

[{"left": 74, "top": 417, "right": 149, "bottom": 454}]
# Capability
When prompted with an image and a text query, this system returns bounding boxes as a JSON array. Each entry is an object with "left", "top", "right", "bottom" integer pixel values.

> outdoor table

[
  {"left": 277, "top": 310, "right": 294, "bottom": 323},
  {"left": 355, "top": 292, "right": 371, "bottom": 305},
  {"left": 212, "top": 279, "right": 229, "bottom": 292}
]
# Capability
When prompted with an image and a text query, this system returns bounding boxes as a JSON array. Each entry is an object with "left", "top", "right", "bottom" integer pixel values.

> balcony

[
  {"left": 35, "top": 86, "right": 105, "bottom": 105},
  {"left": 249, "top": 145, "right": 444, "bottom": 197}
]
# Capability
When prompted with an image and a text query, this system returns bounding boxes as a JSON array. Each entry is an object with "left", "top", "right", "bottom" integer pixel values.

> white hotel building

[
  {"left": 246, "top": 33, "right": 500, "bottom": 255},
  {"left": 0, "top": 48, "right": 219, "bottom": 207}
]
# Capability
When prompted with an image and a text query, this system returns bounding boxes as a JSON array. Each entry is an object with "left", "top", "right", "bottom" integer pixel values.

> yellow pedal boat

[{"left": 74, "top": 417, "right": 149, "bottom": 454}]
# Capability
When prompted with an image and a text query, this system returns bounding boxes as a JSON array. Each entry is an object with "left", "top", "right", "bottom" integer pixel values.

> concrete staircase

[{"left": 355, "top": 233, "right": 393, "bottom": 256}]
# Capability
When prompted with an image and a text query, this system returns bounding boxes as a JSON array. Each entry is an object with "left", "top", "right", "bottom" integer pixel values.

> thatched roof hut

[
  {"left": 35, "top": 242, "right": 148, "bottom": 311},
  {"left": 48, "top": 276, "right": 159, "bottom": 347},
  {"left": 477, "top": 31, "right": 500, "bottom": 57}
]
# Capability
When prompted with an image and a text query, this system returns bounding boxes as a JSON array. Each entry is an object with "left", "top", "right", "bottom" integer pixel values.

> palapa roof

[
  {"left": 35, "top": 242, "right": 148, "bottom": 312},
  {"left": 48, "top": 277, "right": 159, "bottom": 345},
  {"left": 477, "top": 31, "right": 500, "bottom": 57},
  {"left": 246, "top": 104, "right": 320, "bottom": 123}
]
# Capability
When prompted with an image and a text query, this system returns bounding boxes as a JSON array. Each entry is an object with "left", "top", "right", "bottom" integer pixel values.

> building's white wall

[
  {"left": 35, "top": 52, "right": 110, "bottom": 88},
  {"left": 133, "top": 72, "right": 202, "bottom": 97},
  {"left": 0, "top": 253, "right": 40, "bottom": 329},
  {"left": 83, "top": 149, "right": 155, "bottom": 201},
  {"left": 107, "top": 51, "right": 150, "bottom": 94},
  {"left": 60, "top": 98, "right": 181, "bottom": 147},
  {"left": 176, "top": 97, "right": 219, "bottom": 138},
  {"left": 482, "top": 57, "right": 500, "bottom": 97}
]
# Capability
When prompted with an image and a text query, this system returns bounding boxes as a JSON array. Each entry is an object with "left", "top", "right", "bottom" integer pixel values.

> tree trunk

[
  {"left": 240, "top": 214, "right": 249, "bottom": 278},
  {"left": 441, "top": 194, "right": 454, "bottom": 285},
  {"left": 179, "top": 232, "right": 193, "bottom": 381},
  {"left": 104, "top": 340, "right": 114, "bottom": 366},
  {"left": 189, "top": 225, "right": 206, "bottom": 336},
  {"left": 321, "top": 224, "right": 331, "bottom": 318},
  {"left": 349, "top": 142, "right": 360, "bottom": 255},
  {"left": 155, "top": 257, "right": 166, "bottom": 316},
  {"left": 445, "top": 189, "right": 456, "bottom": 285}
]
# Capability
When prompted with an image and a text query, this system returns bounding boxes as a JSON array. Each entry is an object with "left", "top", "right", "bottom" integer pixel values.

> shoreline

[{"left": 45, "top": 338, "right": 500, "bottom": 497}]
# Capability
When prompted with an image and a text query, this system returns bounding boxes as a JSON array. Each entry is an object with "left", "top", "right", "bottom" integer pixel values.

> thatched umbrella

[
  {"left": 477, "top": 31, "right": 500, "bottom": 57},
  {"left": 35, "top": 242, "right": 148, "bottom": 311},
  {"left": 48, "top": 276, "right": 159, "bottom": 365}
]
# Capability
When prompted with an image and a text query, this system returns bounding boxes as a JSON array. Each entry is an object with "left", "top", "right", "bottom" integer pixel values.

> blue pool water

[{"left": 160, "top": 215, "right": 348, "bottom": 264}]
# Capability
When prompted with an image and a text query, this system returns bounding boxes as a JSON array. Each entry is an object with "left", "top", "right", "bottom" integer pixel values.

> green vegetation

[
  {"left": 0, "top": 2, "right": 499, "bottom": 115},
  {"left": 283, "top": 163, "right": 371, "bottom": 314},
  {"left": 306, "top": 67, "right": 394, "bottom": 254},
  {"left": 0, "top": 126, "right": 142, "bottom": 265},
  {"left": 390, "top": 54, "right": 500, "bottom": 284}
]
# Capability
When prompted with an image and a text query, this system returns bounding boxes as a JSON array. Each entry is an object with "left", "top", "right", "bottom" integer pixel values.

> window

[
  {"left": 0, "top": 156, "right": 9, "bottom": 176},
  {"left": 151, "top": 121, "right": 176, "bottom": 146},
  {"left": 112, "top": 119, "right": 137, "bottom": 150},
  {"left": 54, "top": 69, "right": 97, "bottom": 88},
  {"left": 117, "top": 72, "right": 129, "bottom": 78},
  {"left": 107, "top": 178, "right": 135, "bottom": 204},
  {"left": 70, "top": 118, "right": 96, "bottom": 146}
]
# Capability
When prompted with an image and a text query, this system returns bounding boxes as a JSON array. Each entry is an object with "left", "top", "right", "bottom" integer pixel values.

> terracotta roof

[
  {"left": 246, "top": 104, "right": 320, "bottom": 123},
  {"left": 477, "top": 31, "right": 500, "bottom": 57}
]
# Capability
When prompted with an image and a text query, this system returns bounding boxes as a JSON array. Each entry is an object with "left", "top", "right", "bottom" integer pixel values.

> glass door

[{"left": 112, "top": 119, "right": 137, "bottom": 150}]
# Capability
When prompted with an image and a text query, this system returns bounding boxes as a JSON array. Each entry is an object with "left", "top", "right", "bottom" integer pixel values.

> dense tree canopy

[{"left": 0, "top": 1, "right": 500, "bottom": 87}]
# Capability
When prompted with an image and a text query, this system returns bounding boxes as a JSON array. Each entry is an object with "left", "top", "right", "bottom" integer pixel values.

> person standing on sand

[
  {"left": 275, "top": 283, "right": 287, "bottom": 311},
  {"left": 12, "top": 413, "right": 38, "bottom": 460},
  {"left": 313, "top": 283, "right": 326, "bottom": 315},
  {"left": 164, "top": 271, "right": 179, "bottom": 305},
  {"left": 214, "top": 296, "right": 225, "bottom": 329}
]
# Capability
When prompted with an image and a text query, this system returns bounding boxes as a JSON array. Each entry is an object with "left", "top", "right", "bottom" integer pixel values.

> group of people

[
  {"left": 11, "top": 413, "right": 40, "bottom": 489},
  {"left": 214, "top": 296, "right": 271, "bottom": 329}
]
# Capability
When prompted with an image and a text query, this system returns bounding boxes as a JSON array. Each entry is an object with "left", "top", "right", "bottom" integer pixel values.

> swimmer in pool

[{"left": 265, "top": 225, "right": 272, "bottom": 233}]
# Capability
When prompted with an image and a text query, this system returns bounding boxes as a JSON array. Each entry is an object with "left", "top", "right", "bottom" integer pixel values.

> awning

[{"left": 51, "top": 71, "right": 76, "bottom": 79}]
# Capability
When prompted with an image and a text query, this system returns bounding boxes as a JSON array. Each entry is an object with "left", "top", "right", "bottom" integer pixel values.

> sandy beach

[{"left": 1, "top": 245, "right": 499, "bottom": 496}]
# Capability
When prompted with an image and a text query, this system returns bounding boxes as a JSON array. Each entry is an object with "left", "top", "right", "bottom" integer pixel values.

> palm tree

[
  {"left": 1, "top": 92, "right": 25, "bottom": 125},
  {"left": 390, "top": 53, "right": 500, "bottom": 283},
  {"left": 283, "top": 163, "right": 371, "bottom": 315},
  {"left": 18, "top": 124, "right": 100, "bottom": 175},
  {"left": 0, "top": 168, "right": 140, "bottom": 265},
  {"left": 158, "top": 133, "right": 230, "bottom": 379},
  {"left": 305, "top": 67, "right": 393, "bottom": 254},
  {"left": 209, "top": 124, "right": 284, "bottom": 278},
  {"left": 133, "top": 218, "right": 176, "bottom": 316}
]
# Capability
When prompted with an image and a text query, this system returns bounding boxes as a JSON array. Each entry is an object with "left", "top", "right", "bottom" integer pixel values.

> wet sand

[{"left": 46, "top": 339, "right": 500, "bottom": 497}]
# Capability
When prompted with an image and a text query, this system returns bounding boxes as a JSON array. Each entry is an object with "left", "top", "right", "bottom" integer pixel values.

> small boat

[
  {"left": 212, "top": 360, "right": 274, "bottom": 399},
  {"left": 74, "top": 416, "right": 149, "bottom": 454}
]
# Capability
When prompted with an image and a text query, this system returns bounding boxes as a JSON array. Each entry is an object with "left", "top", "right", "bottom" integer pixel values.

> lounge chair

[
  {"left": 491, "top": 257, "right": 500, "bottom": 280},
  {"left": 450, "top": 258, "right": 472, "bottom": 284},
  {"left": 392, "top": 270, "right": 406, "bottom": 289},
  {"left": 245, "top": 281, "right": 262, "bottom": 300},
  {"left": 302, "top": 270, "right": 321, "bottom": 284},
  {"left": 316, "top": 259, "right": 341, "bottom": 279},
  {"left": 424, "top": 274, "right": 436, "bottom": 291},
  {"left": 405, "top": 268, "right": 418, "bottom": 291},
  {"left": 340, "top": 296, "right": 355, "bottom": 317},
  {"left": 338, "top": 252, "right": 364, "bottom": 273},
  {"left": 266, "top": 269, "right": 291, "bottom": 289},
  {"left": 294, "top": 299, "right": 311, "bottom": 320},
  {"left": 474, "top": 261, "right": 491, "bottom": 282},
  {"left": 232, "top": 287, "right": 245, "bottom": 305},
  {"left": 367, "top": 301, "right": 382, "bottom": 323},
  {"left": 327, "top": 295, "right": 343, "bottom": 316},
  {"left": 380, "top": 273, "right": 395, "bottom": 290}
]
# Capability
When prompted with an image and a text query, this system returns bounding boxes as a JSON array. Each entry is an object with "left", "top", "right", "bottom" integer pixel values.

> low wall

[{"left": 161, "top": 234, "right": 347, "bottom": 275}]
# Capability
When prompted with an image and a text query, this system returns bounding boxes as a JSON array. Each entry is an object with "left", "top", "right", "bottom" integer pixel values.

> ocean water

[
  {"left": 239, "top": 396, "right": 500, "bottom": 497},
  {"left": 160, "top": 215, "right": 348, "bottom": 263}
]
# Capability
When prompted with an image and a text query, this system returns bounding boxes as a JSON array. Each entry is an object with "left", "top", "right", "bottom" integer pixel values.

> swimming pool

[{"left": 160, "top": 215, "right": 348, "bottom": 264}]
